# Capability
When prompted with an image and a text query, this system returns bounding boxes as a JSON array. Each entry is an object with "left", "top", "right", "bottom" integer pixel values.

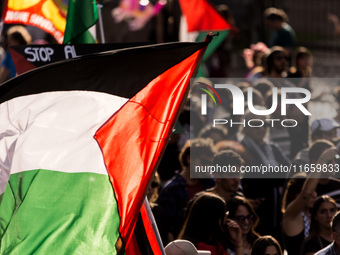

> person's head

[
  {"left": 265, "top": 46, "right": 288, "bottom": 77},
  {"left": 251, "top": 235, "right": 283, "bottom": 255},
  {"left": 243, "top": 87, "right": 265, "bottom": 107},
  {"left": 226, "top": 196, "right": 260, "bottom": 243},
  {"left": 146, "top": 171, "right": 160, "bottom": 203},
  {"left": 264, "top": 7, "right": 288, "bottom": 30},
  {"left": 6, "top": 25, "right": 32, "bottom": 47},
  {"left": 216, "top": 4, "right": 234, "bottom": 25},
  {"left": 179, "top": 138, "right": 216, "bottom": 170},
  {"left": 243, "top": 108, "right": 270, "bottom": 143},
  {"left": 198, "top": 125, "right": 228, "bottom": 145},
  {"left": 331, "top": 211, "right": 340, "bottom": 248},
  {"left": 311, "top": 118, "right": 339, "bottom": 142},
  {"left": 310, "top": 195, "right": 338, "bottom": 236},
  {"left": 212, "top": 150, "right": 244, "bottom": 193},
  {"left": 251, "top": 42, "right": 269, "bottom": 67},
  {"left": 178, "top": 192, "right": 226, "bottom": 245},
  {"left": 253, "top": 78, "right": 275, "bottom": 98},
  {"left": 293, "top": 47, "right": 313, "bottom": 72},
  {"left": 281, "top": 173, "right": 316, "bottom": 213},
  {"left": 215, "top": 140, "right": 253, "bottom": 165},
  {"left": 165, "top": 240, "right": 211, "bottom": 255}
]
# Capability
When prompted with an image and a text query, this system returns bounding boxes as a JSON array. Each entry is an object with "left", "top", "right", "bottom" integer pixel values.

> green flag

[{"left": 63, "top": 0, "right": 98, "bottom": 44}]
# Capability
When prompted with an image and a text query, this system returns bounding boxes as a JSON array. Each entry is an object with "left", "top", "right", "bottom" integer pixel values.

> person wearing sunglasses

[
  {"left": 264, "top": 46, "right": 289, "bottom": 79},
  {"left": 226, "top": 196, "right": 260, "bottom": 255}
]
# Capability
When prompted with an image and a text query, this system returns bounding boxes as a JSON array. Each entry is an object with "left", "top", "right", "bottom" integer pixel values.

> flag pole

[
  {"left": 96, "top": 2, "right": 105, "bottom": 43},
  {"left": 143, "top": 197, "right": 166, "bottom": 255}
]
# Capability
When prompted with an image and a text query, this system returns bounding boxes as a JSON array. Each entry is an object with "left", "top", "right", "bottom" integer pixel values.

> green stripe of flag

[
  {"left": 0, "top": 170, "right": 120, "bottom": 254},
  {"left": 63, "top": 0, "right": 98, "bottom": 44}
]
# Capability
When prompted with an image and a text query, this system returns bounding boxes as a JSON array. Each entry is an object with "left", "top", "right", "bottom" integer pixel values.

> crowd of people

[
  {"left": 148, "top": 7, "right": 340, "bottom": 255},
  {"left": 1, "top": 4, "right": 340, "bottom": 255}
]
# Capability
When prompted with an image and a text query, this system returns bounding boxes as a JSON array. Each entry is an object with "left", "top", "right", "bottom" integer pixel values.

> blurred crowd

[
  {"left": 148, "top": 6, "right": 340, "bottom": 255},
  {"left": 1, "top": 2, "right": 340, "bottom": 255}
]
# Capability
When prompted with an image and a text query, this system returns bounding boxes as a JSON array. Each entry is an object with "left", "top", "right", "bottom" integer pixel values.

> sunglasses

[{"left": 234, "top": 214, "right": 255, "bottom": 222}]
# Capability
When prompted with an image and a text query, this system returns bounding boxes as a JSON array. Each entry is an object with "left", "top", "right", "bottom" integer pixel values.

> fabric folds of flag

[
  {"left": 3, "top": 0, "right": 67, "bottom": 43},
  {"left": 63, "top": 0, "right": 98, "bottom": 44},
  {"left": 0, "top": 40, "right": 209, "bottom": 254}
]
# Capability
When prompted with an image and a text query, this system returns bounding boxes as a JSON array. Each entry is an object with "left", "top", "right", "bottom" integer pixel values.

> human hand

[{"left": 224, "top": 218, "right": 242, "bottom": 247}]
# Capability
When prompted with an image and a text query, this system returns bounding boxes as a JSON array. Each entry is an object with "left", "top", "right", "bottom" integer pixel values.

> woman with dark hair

[
  {"left": 226, "top": 196, "right": 261, "bottom": 255},
  {"left": 288, "top": 47, "right": 313, "bottom": 87},
  {"left": 301, "top": 195, "right": 338, "bottom": 255},
  {"left": 178, "top": 192, "right": 243, "bottom": 255},
  {"left": 251, "top": 236, "right": 282, "bottom": 255}
]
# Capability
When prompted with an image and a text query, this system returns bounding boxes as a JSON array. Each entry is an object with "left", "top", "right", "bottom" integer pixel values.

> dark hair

[
  {"left": 253, "top": 79, "right": 274, "bottom": 98},
  {"left": 251, "top": 235, "right": 283, "bottom": 255},
  {"left": 281, "top": 173, "right": 306, "bottom": 213},
  {"left": 309, "top": 195, "right": 337, "bottom": 237},
  {"left": 293, "top": 47, "right": 313, "bottom": 71},
  {"left": 7, "top": 25, "right": 32, "bottom": 45},
  {"left": 265, "top": 46, "right": 287, "bottom": 74},
  {"left": 308, "top": 139, "right": 334, "bottom": 162},
  {"left": 179, "top": 138, "right": 216, "bottom": 168},
  {"left": 226, "top": 196, "right": 260, "bottom": 245},
  {"left": 198, "top": 125, "right": 228, "bottom": 144},
  {"left": 213, "top": 149, "right": 244, "bottom": 167},
  {"left": 264, "top": 7, "right": 288, "bottom": 22},
  {"left": 178, "top": 192, "right": 226, "bottom": 246}
]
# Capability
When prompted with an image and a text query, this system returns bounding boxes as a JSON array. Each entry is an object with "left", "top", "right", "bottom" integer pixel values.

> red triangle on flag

[
  {"left": 178, "top": 0, "right": 231, "bottom": 32},
  {"left": 94, "top": 48, "right": 205, "bottom": 249}
]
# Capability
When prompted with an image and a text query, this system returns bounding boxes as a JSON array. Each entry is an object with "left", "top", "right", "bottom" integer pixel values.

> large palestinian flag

[{"left": 0, "top": 40, "right": 209, "bottom": 254}]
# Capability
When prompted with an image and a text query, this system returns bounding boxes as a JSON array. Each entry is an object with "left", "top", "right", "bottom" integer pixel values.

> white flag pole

[{"left": 96, "top": 2, "right": 105, "bottom": 43}]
